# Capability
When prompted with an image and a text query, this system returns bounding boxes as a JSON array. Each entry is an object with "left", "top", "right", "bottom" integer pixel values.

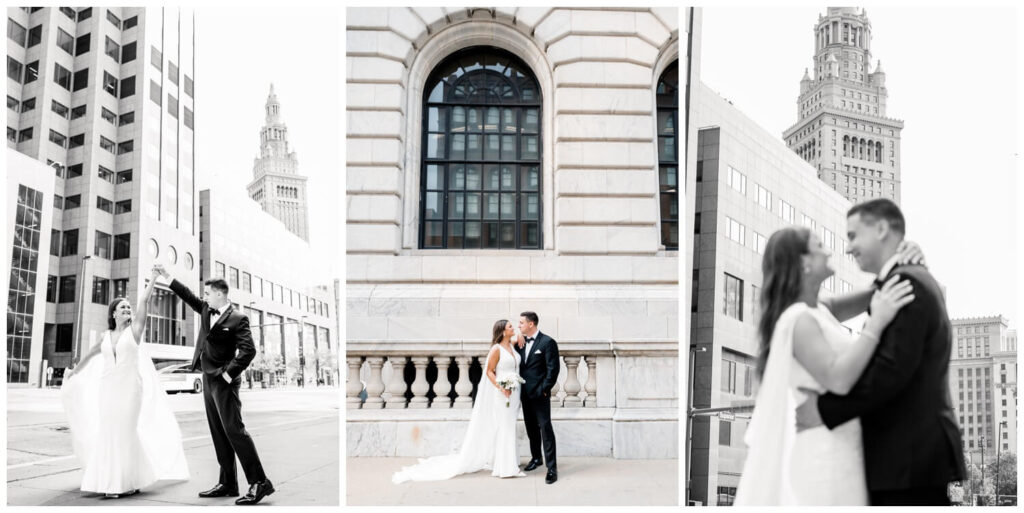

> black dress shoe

[
  {"left": 545, "top": 470, "right": 558, "bottom": 484},
  {"left": 235, "top": 480, "right": 275, "bottom": 506},
  {"left": 524, "top": 459, "right": 543, "bottom": 472},
  {"left": 198, "top": 484, "right": 239, "bottom": 498}
]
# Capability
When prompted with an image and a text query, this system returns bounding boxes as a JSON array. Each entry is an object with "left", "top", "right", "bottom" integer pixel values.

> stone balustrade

[{"left": 346, "top": 345, "right": 609, "bottom": 410}]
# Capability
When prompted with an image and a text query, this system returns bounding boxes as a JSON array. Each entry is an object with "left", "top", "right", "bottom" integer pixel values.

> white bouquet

[{"left": 497, "top": 374, "right": 526, "bottom": 407}]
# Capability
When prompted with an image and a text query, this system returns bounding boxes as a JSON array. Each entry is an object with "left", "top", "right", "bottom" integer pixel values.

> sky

[
  {"left": 194, "top": 6, "right": 341, "bottom": 282},
  {"left": 699, "top": 6, "right": 1021, "bottom": 328}
]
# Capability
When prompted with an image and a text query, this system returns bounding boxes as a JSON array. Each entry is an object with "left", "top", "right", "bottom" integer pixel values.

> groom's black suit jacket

[
  {"left": 516, "top": 331, "right": 560, "bottom": 399},
  {"left": 817, "top": 264, "right": 966, "bottom": 491},
  {"left": 170, "top": 279, "right": 256, "bottom": 380}
]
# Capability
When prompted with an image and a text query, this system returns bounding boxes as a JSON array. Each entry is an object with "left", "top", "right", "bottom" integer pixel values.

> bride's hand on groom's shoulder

[{"left": 896, "top": 240, "right": 926, "bottom": 267}]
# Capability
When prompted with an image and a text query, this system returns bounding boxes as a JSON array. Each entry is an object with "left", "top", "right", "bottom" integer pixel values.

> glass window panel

[
  {"left": 448, "top": 193, "right": 464, "bottom": 219},
  {"left": 465, "top": 193, "right": 481, "bottom": 219},
  {"left": 465, "top": 164, "right": 481, "bottom": 190},
  {"left": 500, "top": 222, "right": 516, "bottom": 248},
  {"left": 425, "top": 164, "right": 442, "bottom": 190},
  {"left": 500, "top": 194, "right": 515, "bottom": 219},
  {"left": 501, "top": 166, "right": 515, "bottom": 190},
  {"left": 660, "top": 166, "right": 677, "bottom": 189},
  {"left": 522, "top": 108, "right": 539, "bottom": 133},
  {"left": 483, "top": 193, "right": 499, "bottom": 219},
  {"left": 502, "top": 108, "right": 516, "bottom": 133},
  {"left": 482, "top": 222, "right": 499, "bottom": 248},
  {"left": 522, "top": 193, "right": 539, "bottom": 220},
  {"left": 450, "top": 134, "right": 465, "bottom": 160},
  {"left": 467, "top": 107, "right": 481, "bottom": 132},
  {"left": 484, "top": 165, "right": 500, "bottom": 190},
  {"left": 484, "top": 107, "right": 499, "bottom": 132},
  {"left": 501, "top": 135, "right": 515, "bottom": 160},
  {"left": 658, "top": 111, "right": 675, "bottom": 135},
  {"left": 464, "top": 222, "right": 481, "bottom": 248},
  {"left": 423, "top": 222, "right": 443, "bottom": 248},
  {"left": 447, "top": 222, "right": 463, "bottom": 248},
  {"left": 451, "top": 106, "right": 466, "bottom": 132},
  {"left": 449, "top": 165, "right": 464, "bottom": 190},
  {"left": 465, "top": 134, "right": 482, "bottom": 160},
  {"left": 522, "top": 166, "right": 539, "bottom": 191},
  {"left": 521, "top": 136, "right": 539, "bottom": 160},
  {"left": 659, "top": 136, "right": 676, "bottom": 161},
  {"left": 427, "top": 81, "right": 443, "bottom": 103},
  {"left": 520, "top": 222, "right": 539, "bottom": 247},
  {"left": 426, "top": 134, "right": 445, "bottom": 159},
  {"left": 484, "top": 135, "right": 500, "bottom": 160},
  {"left": 427, "top": 107, "right": 446, "bottom": 131},
  {"left": 424, "top": 192, "right": 442, "bottom": 219}
]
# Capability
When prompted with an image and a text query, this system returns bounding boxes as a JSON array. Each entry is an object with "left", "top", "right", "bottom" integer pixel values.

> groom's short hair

[
  {"left": 520, "top": 311, "right": 539, "bottom": 325},
  {"left": 204, "top": 278, "right": 229, "bottom": 294},
  {"left": 848, "top": 198, "right": 905, "bottom": 236}
]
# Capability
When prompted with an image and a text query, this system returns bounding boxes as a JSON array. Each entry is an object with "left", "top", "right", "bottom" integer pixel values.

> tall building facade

[
  {"left": 247, "top": 85, "right": 309, "bottom": 242},
  {"left": 346, "top": 8, "right": 679, "bottom": 462},
  {"left": 199, "top": 188, "right": 335, "bottom": 386},
  {"left": 6, "top": 6, "right": 198, "bottom": 383},
  {"left": 782, "top": 7, "right": 904, "bottom": 205},
  {"left": 948, "top": 316, "right": 1018, "bottom": 458}
]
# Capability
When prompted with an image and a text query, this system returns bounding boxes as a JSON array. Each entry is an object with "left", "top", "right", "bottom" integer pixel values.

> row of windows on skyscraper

[{"left": 207, "top": 261, "right": 330, "bottom": 319}]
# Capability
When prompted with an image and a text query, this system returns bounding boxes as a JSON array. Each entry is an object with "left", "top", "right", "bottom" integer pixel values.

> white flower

[{"left": 497, "top": 373, "right": 526, "bottom": 407}]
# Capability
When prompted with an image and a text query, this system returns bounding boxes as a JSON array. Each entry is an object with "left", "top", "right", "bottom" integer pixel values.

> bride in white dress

[
  {"left": 61, "top": 268, "right": 189, "bottom": 497},
  {"left": 393, "top": 319, "right": 526, "bottom": 483},
  {"left": 735, "top": 227, "right": 919, "bottom": 505}
]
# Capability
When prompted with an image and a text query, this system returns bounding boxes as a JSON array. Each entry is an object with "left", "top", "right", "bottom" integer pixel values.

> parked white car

[{"left": 158, "top": 363, "right": 203, "bottom": 394}]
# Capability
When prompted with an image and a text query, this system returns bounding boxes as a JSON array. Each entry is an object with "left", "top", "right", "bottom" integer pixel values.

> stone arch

[{"left": 402, "top": 19, "right": 555, "bottom": 250}]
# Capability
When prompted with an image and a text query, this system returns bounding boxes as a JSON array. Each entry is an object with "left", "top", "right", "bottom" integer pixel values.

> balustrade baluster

[
  {"left": 584, "top": 356, "right": 597, "bottom": 407},
  {"left": 453, "top": 356, "right": 474, "bottom": 408},
  {"left": 364, "top": 357, "right": 386, "bottom": 407},
  {"left": 346, "top": 356, "right": 364, "bottom": 409},
  {"left": 408, "top": 356, "right": 431, "bottom": 408},
  {"left": 384, "top": 356, "right": 408, "bottom": 409},
  {"left": 433, "top": 356, "right": 453, "bottom": 408},
  {"left": 563, "top": 356, "right": 583, "bottom": 407}
]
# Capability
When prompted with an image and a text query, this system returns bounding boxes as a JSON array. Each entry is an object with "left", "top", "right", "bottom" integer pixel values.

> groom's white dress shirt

[
  {"left": 523, "top": 331, "right": 540, "bottom": 364},
  {"left": 877, "top": 253, "right": 901, "bottom": 281}
]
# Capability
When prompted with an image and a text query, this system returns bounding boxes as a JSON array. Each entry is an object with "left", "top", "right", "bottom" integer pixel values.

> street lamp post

[
  {"left": 72, "top": 255, "right": 92, "bottom": 363},
  {"left": 981, "top": 436, "right": 986, "bottom": 505},
  {"left": 298, "top": 315, "right": 307, "bottom": 387},
  {"left": 685, "top": 344, "right": 707, "bottom": 505},
  {"left": 996, "top": 420, "right": 1006, "bottom": 505}
]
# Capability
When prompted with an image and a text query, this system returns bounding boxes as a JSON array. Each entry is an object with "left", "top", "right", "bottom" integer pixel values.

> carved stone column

[
  {"left": 346, "top": 357, "right": 364, "bottom": 409},
  {"left": 364, "top": 357, "right": 385, "bottom": 407},
  {"left": 453, "top": 356, "right": 474, "bottom": 409},
  {"left": 562, "top": 356, "right": 583, "bottom": 407},
  {"left": 408, "top": 356, "right": 431, "bottom": 409},
  {"left": 384, "top": 356, "right": 407, "bottom": 409},
  {"left": 433, "top": 356, "right": 453, "bottom": 408},
  {"left": 584, "top": 356, "right": 597, "bottom": 407}
]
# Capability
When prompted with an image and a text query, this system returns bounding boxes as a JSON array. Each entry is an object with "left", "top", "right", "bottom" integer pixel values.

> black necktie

[{"left": 210, "top": 308, "right": 220, "bottom": 316}]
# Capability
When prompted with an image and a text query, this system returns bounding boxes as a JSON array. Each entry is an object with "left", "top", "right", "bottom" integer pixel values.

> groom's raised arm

[
  {"left": 223, "top": 314, "right": 256, "bottom": 379},
  {"left": 542, "top": 338, "right": 560, "bottom": 396},
  {"left": 168, "top": 278, "right": 205, "bottom": 313},
  {"left": 817, "top": 273, "right": 932, "bottom": 429}
]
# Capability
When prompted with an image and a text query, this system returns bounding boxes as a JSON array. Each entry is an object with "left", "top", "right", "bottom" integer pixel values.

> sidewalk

[
  {"left": 347, "top": 457, "right": 677, "bottom": 506},
  {"left": 7, "top": 388, "right": 339, "bottom": 506}
]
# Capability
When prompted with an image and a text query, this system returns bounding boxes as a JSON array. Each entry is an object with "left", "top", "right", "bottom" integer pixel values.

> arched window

[
  {"left": 420, "top": 47, "right": 542, "bottom": 249},
  {"left": 656, "top": 61, "right": 678, "bottom": 250}
]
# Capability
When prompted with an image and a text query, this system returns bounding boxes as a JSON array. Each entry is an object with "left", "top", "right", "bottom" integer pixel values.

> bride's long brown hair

[
  {"left": 491, "top": 319, "right": 509, "bottom": 345},
  {"left": 756, "top": 226, "right": 811, "bottom": 380}
]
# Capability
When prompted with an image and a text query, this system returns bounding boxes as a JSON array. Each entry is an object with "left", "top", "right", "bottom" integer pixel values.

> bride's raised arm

[
  {"left": 131, "top": 268, "right": 160, "bottom": 343},
  {"left": 820, "top": 240, "right": 925, "bottom": 322}
]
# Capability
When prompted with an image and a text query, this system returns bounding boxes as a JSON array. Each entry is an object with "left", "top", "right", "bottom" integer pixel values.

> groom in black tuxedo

[
  {"left": 516, "top": 311, "right": 560, "bottom": 484},
  {"left": 796, "top": 199, "right": 966, "bottom": 505},
  {"left": 157, "top": 266, "right": 274, "bottom": 505}
]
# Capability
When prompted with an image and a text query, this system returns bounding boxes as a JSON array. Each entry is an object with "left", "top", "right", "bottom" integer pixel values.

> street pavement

[
  {"left": 347, "top": 457, "right": 678, "bottom": 506},
  {"left": 6, "top": 386, "right": 339, "bottom": 506}
]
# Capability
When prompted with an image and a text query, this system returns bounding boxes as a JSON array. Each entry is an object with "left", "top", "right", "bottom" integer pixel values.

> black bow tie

[
  {"left": 210, "top": 308, "right": 221, "bottom": 316},
  {"left": 525, "top": 337, "right": 535, "bottom": 343}
]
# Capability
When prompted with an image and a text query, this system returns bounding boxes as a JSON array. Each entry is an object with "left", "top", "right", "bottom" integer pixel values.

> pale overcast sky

[
  {"left": 699, "top": 6, "right": 1021, "bottom": 327},
  {"left": 194, "top": 6, "right": 341, "bottom": 281}
]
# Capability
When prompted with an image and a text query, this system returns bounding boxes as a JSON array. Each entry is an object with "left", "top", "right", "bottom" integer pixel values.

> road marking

[{"left": 7, "top": 414, "right": 336, "bottom": 472}]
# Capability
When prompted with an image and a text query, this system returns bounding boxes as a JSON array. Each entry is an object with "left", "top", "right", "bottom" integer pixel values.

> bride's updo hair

[
  {"left": 107, "top": 297, "right": 131, "bottom": 330},
  {"left": 492, "top": 319, "right": 509, "bottom": 345},
  {"left": 756, "top": 227, "right": 811, "bottom": 379}
]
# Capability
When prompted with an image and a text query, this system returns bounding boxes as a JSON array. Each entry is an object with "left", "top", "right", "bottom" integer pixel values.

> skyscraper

[
  {"left": 247, "top": 84, "right": 309, "bottom": 242},
  {"left": 783, "top": 7, "right": 904, "bottom": 205},
  {"left": 6, "top": 6, "right": 198, "bottom": 383}
]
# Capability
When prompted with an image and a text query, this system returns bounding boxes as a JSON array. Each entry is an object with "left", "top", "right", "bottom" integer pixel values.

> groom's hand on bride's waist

[{"left": 795, "top": 388, "right": 824, "bottom": 432}]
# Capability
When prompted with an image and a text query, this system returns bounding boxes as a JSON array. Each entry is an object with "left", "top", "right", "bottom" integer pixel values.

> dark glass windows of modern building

[
  {"left": 123, "top": 15, "right": 138, "bottom": 30},
  {"left": 7, "top": 19, "right": 27, "bottom": 46},
  {"left": 118, "top": 111, "right": 135, "bottom": 126},
  {"left": 92, "top": 277, "right": 110, "bottom": 304},
  {"left": 72, "top": 68, "right": 88, "bottom": 92},
  {"left": 56, "top": 28, "right": 74, "bottom": 54},
  {"left": 53, "top": 63, "right": 71, "bottom": 90},
  {"left": 105, "top": 36, "right": 120, "bottom": 62},
  {"left": 102, "top": 71, "right": 117, "bottom": 96},
  {"left": 77, "top": 8, "right": 92, "bottom": 21},
  {"left": 71, "top": 104, "right": 86, "bottom": 119},
  {"left": 23, "top": 60, "right": 38, "bottom": 83},
  {"left": 55, "top": 323, "right": 73, "bottom": 352},
  {"left": 656, "top": 61, "right": 679, "bottom": 250},
  {"left": 7, "top": 185, "right": 44, "bottom": 383},
  {"left": 113, "top": 233, "right": 130, "bottom": 259},
  {"left": 420, "top": 46, "right": 542, "bottom": 249},
  {"left": 74, "top": 33, "right": 90, "bottom": 56},
  {"left": 60, "top": 228, "right": 79, "bottom": 256},
  {"left": 122, "top": 41, "right": 137, "bottom": 63},
  {"left": 58, "top": 275, "right": 76, "bottom": 303},
  {"left": 120, "top": 75, "right": 136, "bottom": 98},
  {"left": 27, "top": 24, "right": 41, "bottom": 47},
  {"left": 723, "top": 273, "right": 744, "bottom": 321}
]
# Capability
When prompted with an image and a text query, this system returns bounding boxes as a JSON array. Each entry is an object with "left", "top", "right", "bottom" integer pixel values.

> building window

[
  {"left": 7, "top": 186, "right": 44, "bottom": 382},
  {"left": 94, "top": 231, "right": 111, "bottom": 258},
  {"left": 755, "top": 184, "right": 772, "bottom": 211},
  {"left": 656, "top": 61, "right": 679, "bottom": 250},
  {"left": 725, "top": 217, "right": 745, "bottom": 245},
  {"left": 150, "top": 46, "right": 162, "bottom": 71},
  {"left": 724, "top": 273, "right": 743, "bottom": 321},
  {"left": 56, "top": 28, "right": 74, "bottom": 54},
  {"left": 419, "top": 47, "right": 542, "bottom": 249},
  {"left": 102, "top": 71, "right": 118, "bottom": 96},
  {"left": 215, "top": 261, "right": 226, "bottom": 279},
  {"left": 61, "top": 228, "right": 79, "bottom": 256},
  {"left": 113, "top": 278, "right": 128, "bottom": 299},
  {"left": 96, "top": 196, "right": 113, "bottom": 213},
  {"left": 242, "top": 272, "right": 252, "bottom": 292},
  {"left": 184, "top": 107, "right": 194, "bottom": 130},
  {"left": 802, "top": 214, "right": 816, "bottom": 231},
  {"left": 122, "top": 41, "right": 137, "bottom": 63},
  {"left": 145, "top": 289, "right": 183, "bottom": 346},
  {"left": 229, "top": 267, "right": 240, "bottom": 289},
  {"left": 754, "top": 232, "right": 767, "bottom": 255},
  {"left": 70, "top": 104, "right": 86, "bottom": 119},
  {"left": 113, "top": 234, "right": 131, "bottom": 259},
  {"left": 727, "top": 166, "right": 747, "bottom": 195},
  {"left": 92, "top": 277, "right": 110, "bottom": 304},
  {"left": 53, "top": 63, "right": 72, "bottom": 90},
  {"left": 150, "top": 80, "right": 161, "bottom": 105},
  {"left": 100, "top": 136, "right": 115, "bottom": 153},
  {"left": 23, "top": 60, "right": 38, "bottom": 83},
  {"left": 167, "top": 94, "right": 178, "bottom": 118},
  {"left": 27, "top": 24, "right": 41, "bottom": 47},
  {"left": 17, "top": 127, "right": 33, "bottom": 142},
  {"left": 55, "top": 323, "right": 74, "bottom": 353},
  {"left": 184, "top": 75, "right": 194, "bottom": 97},
  {"left": 120, "top": 75, "right": 136, "bottom": 98},
  {"left": 59, "top": 275, "right": 76, "bottom": 303},
  {"left": 168, "top": 61, "right": 179, "bottom": 85},
  {"left": 124, "top": 16, "right": 138, "bottom": 29},
  {"left": 97, "top": 166, "right": 115, "bottom": 183},
  {"left": 721, "top": 358, "right": 737, "bottom": 394},
  {"left": 74, "top": 32, "right": 90, "bottom": 56},
  {"left": 115, "top": 200, "right": 131, "bottom": 214},
  {"left": 78, "top": 7, "right": 92, "bottom": 21},
  {"left": 116, "top": 170, "right": 133, "bottom": 183},
  {"left": 778, "top": 199, "right": 795, "bottom": 223},
  {"left": 7, "top": 19, "right": 27, "bottom": 46},
  {"left": 119, "top": 111, "right": 135, "bottom": 126},
  {"left": 719, "top": 420, "right": 732, "bottom": 446},
  {"left": 105, "top": 36, "right": 120, "bottom": 61},
  {"left": 68, "top": 133, "right": 84, "bottom": 149}
]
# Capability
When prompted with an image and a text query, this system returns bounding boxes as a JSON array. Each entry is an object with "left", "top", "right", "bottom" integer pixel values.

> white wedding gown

[
  {"left": 735, "top": 302, "right": 869, "bottom": 505},
  {"left": 393, "top": 344, "right": 524, "bottom": 483},
  {"left": 61, "top": 330, "right": 189, "bottom": 494}
]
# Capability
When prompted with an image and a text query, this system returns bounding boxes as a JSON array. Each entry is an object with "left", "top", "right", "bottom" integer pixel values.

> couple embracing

[{"left": 393, "top": 312, "right": 560, "bottom": 485}]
